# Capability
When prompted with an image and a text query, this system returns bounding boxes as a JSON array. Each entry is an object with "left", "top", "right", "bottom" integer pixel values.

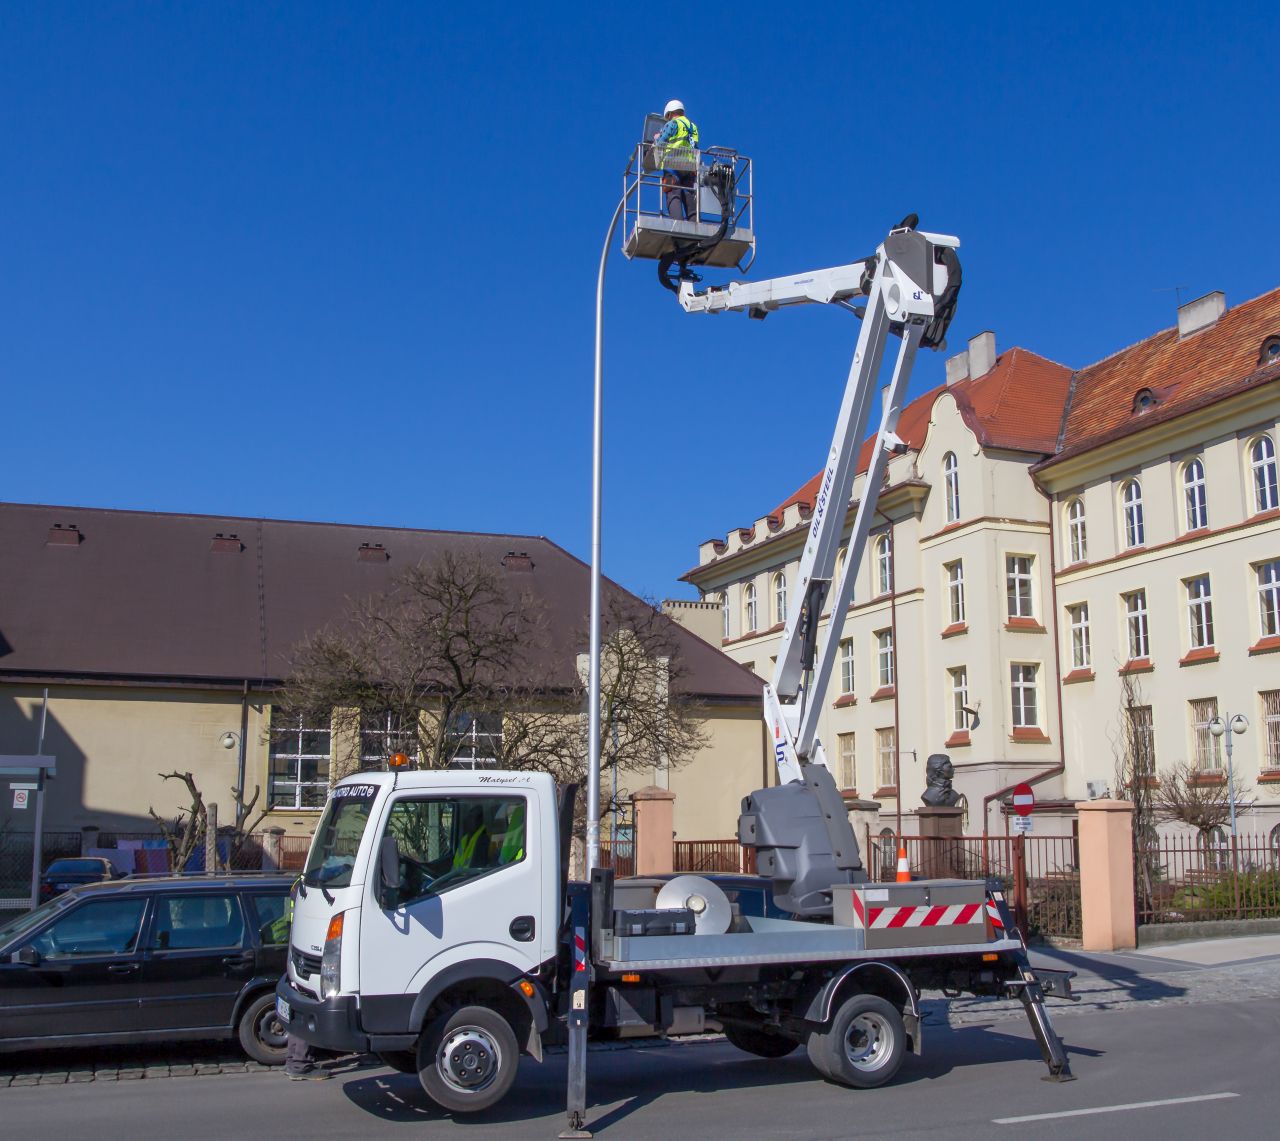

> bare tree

[
  {"left": 1110, "top": 671, "right": 1160, "bottom": 912},
  {"left": 148, "top": 771, "right": 271, "bottom": 872},
  {"left": 279, "top": 555, "right": 709, "bottom": 833},
  {"left": 1153, "top": 760, "right": 1252, "bottom": 843}
]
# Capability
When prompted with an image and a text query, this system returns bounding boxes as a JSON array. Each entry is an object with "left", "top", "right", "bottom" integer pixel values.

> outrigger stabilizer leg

[
  {"left": 989, "top": 888, "right": 1077, "bottom": 1082},
  {"left": 559, "top": 883, "right": 594, "bottom": 1138}
]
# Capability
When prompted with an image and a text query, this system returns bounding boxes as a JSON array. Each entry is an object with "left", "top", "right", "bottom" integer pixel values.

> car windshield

[
  {"left": 0, "top": 895, "right": 74, "bottom": 949},
  {"left": 46, "top": 859, "right": 105, "bottom": 875},
  {"left": 303, "top": 783, "right": 380, "bottom": 888}
]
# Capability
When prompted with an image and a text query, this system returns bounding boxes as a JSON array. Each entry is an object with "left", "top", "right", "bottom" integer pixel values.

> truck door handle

[
  {"left": 509, "top": 916, "right": 535, "bottom": 942},
  {"left": 108, "top": 963, "right": 140, "bottom": 975}
]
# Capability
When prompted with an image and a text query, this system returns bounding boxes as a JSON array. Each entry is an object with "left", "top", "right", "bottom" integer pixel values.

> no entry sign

[{"left": 1011, "top": 783, "right": 1035, "bottom": 817}]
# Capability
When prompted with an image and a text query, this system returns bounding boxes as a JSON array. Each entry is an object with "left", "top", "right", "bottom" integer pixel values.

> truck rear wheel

[
  {"left": 417, "top": 1005, "right": 519, "bottom": 1114},
  {"left": 722, "top": 1022, "right": 799, "bottom": 1058},
  {"left": 806, "top": 994, "right": 905, "bottom": 1089}
]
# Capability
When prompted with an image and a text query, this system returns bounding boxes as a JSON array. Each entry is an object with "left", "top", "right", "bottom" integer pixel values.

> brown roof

[
  {"left": 773, "top": 348, "right": 1073, "bottom": 516},
  {"left": 0, "top": 502, "right": 761, "bottom": 701},
  {"left": 1049, "top": 286, "right": 1280, "bottom": 465}
]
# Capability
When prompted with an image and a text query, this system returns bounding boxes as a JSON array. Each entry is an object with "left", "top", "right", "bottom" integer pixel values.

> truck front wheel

[
  {"left": 806, "top": 994, "right": 905, "bottom": 1089},
  {"left": 417, "top": 1005, "right": 519, "bottom": 1113}
]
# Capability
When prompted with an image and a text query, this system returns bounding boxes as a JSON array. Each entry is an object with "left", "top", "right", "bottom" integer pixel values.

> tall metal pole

[
  {"left": 586, "top": 197, "right": 626, "bottom": 875},
  {"left": 29, "top": 689, "right": 49, "bottom": 910}
]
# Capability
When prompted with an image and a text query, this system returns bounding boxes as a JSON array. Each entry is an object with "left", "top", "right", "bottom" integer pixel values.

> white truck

[{"left": 277, "top": 218, "right": 1077, "bottom": 1134}]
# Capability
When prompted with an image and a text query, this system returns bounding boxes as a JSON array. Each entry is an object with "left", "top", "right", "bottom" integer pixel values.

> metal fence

[
  {"left": 1138, "top": 832, "right": 1280, "bottom": 924},
  {"left": 598, "top": 840, "right": 635, "bottom": 878},
  {"left": 0, "top": 832, "right": 82, "bottom": 907},
  {"left": 674, "top": 839, "right": 755, "bottom": 874}
]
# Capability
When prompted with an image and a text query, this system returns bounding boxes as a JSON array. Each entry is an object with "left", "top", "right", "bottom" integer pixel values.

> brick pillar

[
  {"left": 1076, "top": 799, "right": 1136, "bottom": 951},
  {"left": 630, "top": 786, "right": 676, "bottom": 876},
  {"left": 263, "top": 827, "right": 285, "bottom": 872},
  {"left": 80, "top": 825, "right": 101, "bottom": 856}
]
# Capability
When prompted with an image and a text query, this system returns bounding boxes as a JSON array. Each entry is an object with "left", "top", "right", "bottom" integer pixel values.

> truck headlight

[{"left": 320, "top": 912, "right": 344, "bottom": 999}]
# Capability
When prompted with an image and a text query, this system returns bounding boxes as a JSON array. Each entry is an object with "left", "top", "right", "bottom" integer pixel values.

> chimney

[
  {"left": 1177, "top": 291, "right": 1225, "bottom": 338},
  {"left": 357, "top": 542, "right": 390, "bottom": 563},
  {"left": 945, "top": 350, "right": 970, "bottom": 385},
  {"left": 47, "top": 523, "right": 82, "bottom": 547},
  {"left": 967, "top": 331, "right": 996, "bottom": 379},
  {"left": 501, "top": 551, "right": 534, "bottom": 572},
  {"left": 210, "top": 532, "right": 243, "bottom": 553}
]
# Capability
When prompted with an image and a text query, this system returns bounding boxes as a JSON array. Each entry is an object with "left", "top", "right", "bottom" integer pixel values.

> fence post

[
  {"left": 1012, "top": 833, "right": 1029, "bottom": 940},
  {"left": 205, "top": 803, "right": 218, "bottom": 876},
  {"left": 630, "top": 786, "right": 675, "bottom": 876},
  {"left": 1231, "top": 835, "right": 1241, "bottom": 919},
  {"left": 1075, "top": 798, "right": 1136, "bottom": 951}
]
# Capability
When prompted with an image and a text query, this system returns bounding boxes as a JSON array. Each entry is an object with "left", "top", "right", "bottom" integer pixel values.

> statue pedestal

[{"left": 916, "top": 806, "right": 965, "bottom": 879}]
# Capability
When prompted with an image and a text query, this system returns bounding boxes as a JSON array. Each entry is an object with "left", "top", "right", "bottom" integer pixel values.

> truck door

[{"left": 361, "top": 790, "right": 544, "bottom": 1007}]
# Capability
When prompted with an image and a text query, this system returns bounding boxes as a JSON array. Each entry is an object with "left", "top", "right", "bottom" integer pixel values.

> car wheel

[
  {"left": 238, "top": 991, "right": 290, "bottom": 1065},
  {"left": 377, "top": 1050, "right": 419, "bottom": 1074},
  {"left": 806, "top": 993, "right": 906, "bottom": 1089},
  {"left": 417, "top": 1005, "right": 519, "bottom": 1114}
]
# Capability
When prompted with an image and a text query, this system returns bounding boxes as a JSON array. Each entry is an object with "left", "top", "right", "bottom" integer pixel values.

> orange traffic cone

[{"left": 895, "top": 844, "right": 911, "bottom": 883}]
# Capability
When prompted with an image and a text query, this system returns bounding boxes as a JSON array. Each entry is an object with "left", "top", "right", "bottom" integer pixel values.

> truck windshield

[{"left": 303, "top": 783, "right": 380, "bottom": 888}]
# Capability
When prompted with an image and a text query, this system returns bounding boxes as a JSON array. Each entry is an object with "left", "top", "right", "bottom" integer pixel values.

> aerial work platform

[{"left": 622, "top": 112, "right": 755, "bottom": 273}]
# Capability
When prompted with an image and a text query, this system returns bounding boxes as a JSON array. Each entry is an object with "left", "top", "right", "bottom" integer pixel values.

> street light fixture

[{"left": 1208, "top": 712, "right": 1249, "bottom": 840}]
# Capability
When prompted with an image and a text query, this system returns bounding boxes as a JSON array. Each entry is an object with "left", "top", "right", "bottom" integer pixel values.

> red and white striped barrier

[{"left": 848, "top": 892, "right": 985, "bottom": 931}]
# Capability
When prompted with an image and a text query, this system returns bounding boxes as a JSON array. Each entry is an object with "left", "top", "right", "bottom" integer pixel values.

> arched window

[
  {"left": 1065, "top": 498, "right": 1087, "bottom": 564},
  {"left": 773, "top": 572, "right": 787, "bottom": 625},
  {"left": 1270, "top": 822, "right": 1280, "bottom": 865},
  {"left": 876, "top": 534, "right": 893, "bottom": 595},
  {"left": 743, "top": 583, "right": 758, "bottom": 633},
  {"left": 943, "top": 452, "right": 960, "bottom": 523},
  {"left": 1182, "top": 458, "right": 1208, "bottom": 531},
  {"left": 1121, "top": 479, "right": 1145, "bottom": 548},
  {"left": 721, "top": 593, "right": 730, "bottom": 640},
  {"left": 1251, "top": 436, "right": 1279, "bottom": 513}
]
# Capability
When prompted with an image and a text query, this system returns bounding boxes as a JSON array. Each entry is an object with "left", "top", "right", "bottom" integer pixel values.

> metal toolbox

[
  {"left": 831, "top": 880, "right": 989, "bottom": 950},
  {"left": 612, "top": 908, "right": 697, "bottom": 937}
]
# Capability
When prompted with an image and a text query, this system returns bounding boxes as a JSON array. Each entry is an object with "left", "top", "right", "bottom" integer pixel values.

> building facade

[{"left": 683, "top": 290, "right": 1280, "bottom": 843}]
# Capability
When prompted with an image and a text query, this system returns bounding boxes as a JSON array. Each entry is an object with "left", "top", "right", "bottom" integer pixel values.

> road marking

[{"left": 993, "top": 1091, "right": 1239, "bottom": 1124}]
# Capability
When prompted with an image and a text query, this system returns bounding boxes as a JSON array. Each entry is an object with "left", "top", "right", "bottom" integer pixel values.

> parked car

[
  {"left": 39, "top": 857, "right": 124, "bottom": 902},
  {"left": 0, "top": 874, "right": 294, "bottom": 1062}
]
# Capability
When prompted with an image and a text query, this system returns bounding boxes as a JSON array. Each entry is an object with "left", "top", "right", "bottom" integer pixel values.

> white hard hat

[{"left": 663, "top": 99, "right": 685, "bottom": 116}]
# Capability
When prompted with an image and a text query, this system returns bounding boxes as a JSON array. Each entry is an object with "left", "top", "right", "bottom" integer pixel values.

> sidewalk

[{"left": 941, "top": 933, "right": 1280, "bottom": 1027}]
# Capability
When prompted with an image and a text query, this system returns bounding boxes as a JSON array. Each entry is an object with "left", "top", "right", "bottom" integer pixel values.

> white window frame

[
  {"left": 839, "top": 638, "right": 855, "bottom": 695},
  {"left": 1182, "top": 458, "right": 1208, "bottom": 532},
  {"left": 1185, "top": 574, "right": 1214, "bottom": 651},
  {"left": 876, "top": 727, "right": 897, "bottom": 791},
  {"left": 1010, "top": 663, "right": 1039, "bottom": 729},
  {"left": 1124, "top": 589, "right": 1150, "bottom": 660},
  {"left": 876, "top": 629, "right": 895, "bottom": 688},
  {"left": 744, "top": 582, "right": 758, "bottom": 633},
  {"left": 1005, "top": 554, "right": 1035, "bottom": 620},
  {"left": 950, "top": 666, "right": 969, "bottom": 733},
  {"left": 943, "top": 452, "right": 960, "bottom": 523},
  {"left": 268, "top": 708, "right": 332, "bottom": 810},
  {"left": 1121, "top": 479, "right": 1145, "bottom": 549},
  {"left": 1257, "top": 559, "right": 1280, "bottom": 639},
  {"left": 1129, "top": 704, "right": 1155, "bottom": 777},
  {"left": 1251, "top": 435, "right": 1279, "bottom": 514},
  {"left": 1066, "top": 497, "right": 1087, "bottom": 564},
  {"left": 1189, "top": 697, "right": 1223, "bottom": 772},
  {"left": 773, "top": 572, "right": 787, "bottom": 626},
  {"left": 359, "top": 709, "right": 420, "bottom": 772},
  {"left": 445, "top": 711, "right": 503, "bottom": 769},
  {"left": 876, "top": 533, "right": 893, "bottom": 596},
  {"left": 837, "top": 732, "right": 856, "bottom": 790},
  {"left": 946, "top": 560, "right": 966, "bottom": 625},
  {"left": 1067, "top": 602, "right": 1091, "bottom": 670},
  {"left": 722, "top": 593, "right": 731, "bottom": 640},
  {"left": 1261, "top": 689, "right": 1280, "bottom": 770}
]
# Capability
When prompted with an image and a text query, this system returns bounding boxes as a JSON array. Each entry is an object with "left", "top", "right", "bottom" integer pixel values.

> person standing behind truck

[
  {"left": 654, "top": 99, "right": 699, "bottom": 221},
  {"left": 281, "top": 877, "right": 331, "bottom": 1081}
]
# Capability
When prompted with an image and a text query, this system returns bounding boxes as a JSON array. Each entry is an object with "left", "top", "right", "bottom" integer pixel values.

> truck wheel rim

[
  {"left": 258, "top": 1008, "right": 288, "bottom": 1050},
  {"left": 437, "top": 1027, "right": 500, "bottom": 1093},
  {"left": 843, "top": 1012, "right": 892, "bottom": 1071}
]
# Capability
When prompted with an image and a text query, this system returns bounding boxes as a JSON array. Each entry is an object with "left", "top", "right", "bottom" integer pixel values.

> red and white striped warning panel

[{"left": 848, "top": 892, "right": 985, "bottom": 930}]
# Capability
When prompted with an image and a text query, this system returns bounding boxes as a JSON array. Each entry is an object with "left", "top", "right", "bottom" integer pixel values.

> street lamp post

[
  {"left": 1208, "top": 712, "right": 1249, "bottom": 840},
  {"left": 586, "top": 197, "right": 627, "bottom": 875}
]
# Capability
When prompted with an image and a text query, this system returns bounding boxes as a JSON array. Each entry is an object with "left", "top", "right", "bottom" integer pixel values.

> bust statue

[{"left": 921, "top": 753, "right": 962, "bottom": 808}]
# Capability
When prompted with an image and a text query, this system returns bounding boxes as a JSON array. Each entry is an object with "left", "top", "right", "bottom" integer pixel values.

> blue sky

[{"left": 3, "top": 2, "right": 1278, "bottom": 601}]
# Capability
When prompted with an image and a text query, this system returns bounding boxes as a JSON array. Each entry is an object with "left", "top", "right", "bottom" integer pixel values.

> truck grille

[{"left": 292, "top": 948, "right": 322, "bottom": 977}]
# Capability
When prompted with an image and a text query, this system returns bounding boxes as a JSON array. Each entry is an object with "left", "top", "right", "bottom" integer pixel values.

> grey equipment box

[
  {"left": 831, "top": 879, "right": 989, "bottom": 950},
  {"left": 613, "top": 908, "right": 697, "bottom": 937}
]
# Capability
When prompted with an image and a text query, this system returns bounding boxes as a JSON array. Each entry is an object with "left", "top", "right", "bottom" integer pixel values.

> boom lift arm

[{"left": 681, "top": 220, "right": 961, "bottom": 787}]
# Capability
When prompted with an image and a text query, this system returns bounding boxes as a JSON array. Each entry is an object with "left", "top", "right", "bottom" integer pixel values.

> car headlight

[{"left": 320, "top": 912, "right": 344, "bottom": 999}]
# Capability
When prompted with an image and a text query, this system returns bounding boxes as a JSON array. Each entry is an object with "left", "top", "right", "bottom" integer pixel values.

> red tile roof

[
  {"left": 773, "top": 348, "right": 1073, "bottom": 515},
  {"left": 1049, "top": 286, "right": 1280, "bottom": 464}
]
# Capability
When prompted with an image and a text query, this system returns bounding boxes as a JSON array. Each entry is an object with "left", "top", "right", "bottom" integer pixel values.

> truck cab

[{"left": 277, "top": 770, "right": 561, "bottom": 1108}]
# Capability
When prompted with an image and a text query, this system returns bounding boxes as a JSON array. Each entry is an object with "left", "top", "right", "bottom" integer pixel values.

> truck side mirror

[
  {"left": 14, "top": 945, "right": 40, "bottom": 967},
  {"left": 378, "top": 836, "right": 401, "bottom": 909}
]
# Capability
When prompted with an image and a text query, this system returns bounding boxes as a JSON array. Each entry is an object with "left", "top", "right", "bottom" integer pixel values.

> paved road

[{"left": 3, "top": 997, "right": 1279, "bottom": 1139}]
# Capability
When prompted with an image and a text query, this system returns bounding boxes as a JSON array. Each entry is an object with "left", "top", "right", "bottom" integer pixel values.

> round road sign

[{"left": 1011, "top": 783, "right": 1035, "bottom": 817}]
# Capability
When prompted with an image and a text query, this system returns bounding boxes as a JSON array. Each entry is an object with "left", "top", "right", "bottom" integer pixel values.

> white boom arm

[{"left": 681, "top": 224, "right": 960, "bottom": 785}]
